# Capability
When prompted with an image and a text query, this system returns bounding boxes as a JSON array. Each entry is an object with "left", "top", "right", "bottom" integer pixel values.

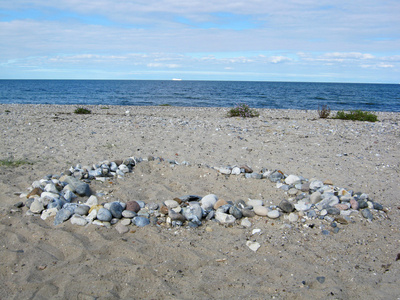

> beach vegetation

[
  {"left": 318, "top": 105, "right": 331, "bottom": 119},
  {"left": 159, "top": 104, "right": 172, "bottom": 106},
  {"left": 74, "top": 107, "right": 92, "bottom": 114},
  {"left": 0, "top": 158, "right": 33, "bottom": 167},
  {"left": 334, "top": 110, "right": 378, "bottom": 122},
  {"left": 100, "top": 106, "right": 109, "bottom": 109},
  {"left": 227, "top": 103, "right": 259, "bottom": 118}
]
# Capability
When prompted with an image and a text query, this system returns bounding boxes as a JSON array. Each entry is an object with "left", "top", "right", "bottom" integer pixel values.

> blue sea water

[{"left": 0, "top": 80, "right": 399, "bottom": 112}]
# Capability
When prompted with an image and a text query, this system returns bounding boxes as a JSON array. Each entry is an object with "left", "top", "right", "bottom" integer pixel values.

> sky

[{"left": 0, "top": 0, "right": 399, "bottom": 83}]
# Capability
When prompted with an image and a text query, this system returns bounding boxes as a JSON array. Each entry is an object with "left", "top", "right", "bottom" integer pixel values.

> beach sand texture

[{"left": 1, "top": 104, "right": 399, "bottom": 299}]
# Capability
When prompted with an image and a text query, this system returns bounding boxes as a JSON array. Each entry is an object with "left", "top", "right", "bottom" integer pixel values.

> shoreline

[{"left": 1, "top": 103, "right": 399, "bottom": 299}]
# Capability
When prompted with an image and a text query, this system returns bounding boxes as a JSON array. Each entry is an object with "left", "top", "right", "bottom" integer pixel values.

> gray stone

[
  {"left": 54, "top": 208, "right": 73, "bottom": 225},
  {"left": 310, "top": 191, "right": 322, "bottom": 204},
  {"left": 372, "top": 202, "right": 383, "bottom": 210},
  {"left": 26, "top": 198, "right": 35, "bottom": 209},
  {"left": 241, "top": 208, "right": 256, "bottom": 218},
  {"left": 253, "top": 206, "right": 269, "bottom": 216},
  {"left": 133, "top": 216, "right": 150, "bottom": 227},
  {"left": 269, "top": 171, "right": 284, "bottom": 182},
  {"left": 285, "top": 174, "right": 302, "bottom": 185},
  {"left": 361, "top": 208, "right": 373, "bottom": 220},
  {"left": 75, "top": 205, "right": 90, "bottom": 216},
  {"left": 63, "top": 176, "right": 91, "bottom": 196},
  {"left": 326, "top": 207, "right": 340, "bottom": 215},
  {"left": 309, "top": 180, "right": 324, "bottom": 190},
  {"left": 115, "top": 223, "right": 129, "bottom": 234},
  {"left": 97, "top": 208, "right": 112, "bottom": 222},
  {"left": 279, "top": 199, "right": 294, "bottom": 213}
]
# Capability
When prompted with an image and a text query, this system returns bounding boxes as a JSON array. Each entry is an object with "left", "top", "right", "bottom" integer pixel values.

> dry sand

[{"left": 0, "top": 104, "right": 399, "bottom": 299}]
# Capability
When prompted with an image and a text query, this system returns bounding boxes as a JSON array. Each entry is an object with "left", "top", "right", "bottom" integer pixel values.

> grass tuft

[
  {"left": 318, "top": 105, "right": 331, "bottom": 119},
  {"left": 0, "top": 158, "right": 33, "bottom": 167}
]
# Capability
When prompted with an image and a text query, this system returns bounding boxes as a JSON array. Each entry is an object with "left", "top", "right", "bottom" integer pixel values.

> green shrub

[
  {"left": 334, "top": 110, "right": 378, "bottom": 122},
  {"left": 74, "top": 107, "right": 91, "bottom": 114},
  {"left": 227, "top": 103, "right": 259, "bottom": 118}
]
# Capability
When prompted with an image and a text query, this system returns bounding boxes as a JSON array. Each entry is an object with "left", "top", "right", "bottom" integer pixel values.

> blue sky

[{"left": 0, "top": 0, "right": 399, "bottom": 83}]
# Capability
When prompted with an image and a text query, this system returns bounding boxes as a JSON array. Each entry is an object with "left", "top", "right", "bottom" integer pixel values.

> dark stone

[
  {"left": 126, "top": 201, "right": 141, "bottom": 213},
  {"left": 240, "top": 165, "right": 253, "bottom": 173},
  {"left": 279, "top": 199, "right": 294, "bottom": 213},
  {"left": 229, "top": 206, "right": 243, "bottom": 219},
  {"left": 241, "top": 208, "right": 256, "bottom": 218},
  {"left": 326, "top": 207, "right": 340, "bottom": 215},
  {"left": 316, "top": 276, "right": 325, "bottom": 284},
  {"left": 14, "top": 201, "right": 24, "bottom": 208},
  {"left": 372, "top": 202, "right": 383, "bottom": 210},
  {"left": 109, "top": 202, "right": 123, "bottom": 219},
  {"left": 357, "top": 200, "right": 368, "bottom": 209}
]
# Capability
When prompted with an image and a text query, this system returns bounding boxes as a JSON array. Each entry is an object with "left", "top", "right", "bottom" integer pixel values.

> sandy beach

[{"left": 0, "top": 104, "right": 399, "bottom": 299}]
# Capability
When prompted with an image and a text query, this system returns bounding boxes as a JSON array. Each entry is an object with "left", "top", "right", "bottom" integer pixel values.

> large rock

[{"left": 200, "top": 194, "right": 218, "bottom": 211}]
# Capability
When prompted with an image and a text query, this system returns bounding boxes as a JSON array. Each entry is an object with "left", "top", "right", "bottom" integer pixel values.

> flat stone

[
  {"left": 241, "top": 218, "right": 252, "bottom": 228},
  {"left": 54, "top": 208, "right": 73, "bottom": 225},
  {"left": 361, "top": 208, "right": 373, "bottom": 220},
  {"left": 115, "top": 223, "right": 129, "bottom": 234},
  {"left": 133, "top": 216, "right": 150, "bottom": 227},
  {"left": 285, "top": 174, "right": 301, "bottom": 185},
  {"left": 267, "top": 210, "right": 280, "bottom": 219},
  {"left": 41, "top": 208, "right": 58, "bottom": 220},
  {"left": 310, "top": 191, "right": 322, "bottom": 204},
  {"left": 120, "top": 218, "right": 131, "bottom": 226},
  {"left": 215, "top": 211, "right": 236, "bottom": 224},
  {"left": 122, "top": 210, "right": 137, "bottom": 218},
  {"left": 164, "top": 199, "right": 180, "bottom": 208},
  {"left": 85, "top": 195, "right": 98, "bottom": 207},
  {"left": 168, "top": 210, "right": 186, "bottom": 222},
  {"left": 27, "top": 187, "right": 42, "bottom": 198},
  {"left": 253, "top": 206, "right": 269, "bottom": 216},
  {"left": 246, "top": 241, "right": 260, "bottom": 252},
  {"left": 247, "top": 199, "right": 263, "bottom": 207},
  {"left": 70, "top": 215, "right": 88, "bottom": 226}
]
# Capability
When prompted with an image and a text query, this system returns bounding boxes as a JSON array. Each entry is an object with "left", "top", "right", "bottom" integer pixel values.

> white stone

[
  {"left": 309, "top": 180, "right": 324, "bottom": 190},
  {"left": 30, "top": 199, "right": 44, "bottom": 214},
  {"left": 171, "top": 206, "right": 182, "bottom": 213},
  {"left": 118, "top": 164, "right": 130, "bottom": 173},
  {"left": 285, "top": 174, "right": 301, "bottom": 185},
  {"left": 252, "top": 228, "right": 262, "bottom": 235},
  {"left": 44, "top": 183, "right": 58, "bottom": 194},
  {"left": 220, "top": 167, "right": 232, "bottom": 175},
  {"left": 294, "top": 201, "right": 312, "bottom": 211},
  {"left": 247, "top": 199, "right": 263, "bottom": 207},
  {"left": 71, "top": 215, "right": 88, "bottom": 226},
  {"left": 310, "top": 191, "right": 322, "bottom": 204},
  {"left": 200, "top": 194, "right": 218, "bottom": 210},
  {"left": 288, "top": 212, "right": 299, "bottom": 222},
  {"left": 92, "top": 220, "right": 105, "bottom": 226},
  {"left": 246, "top": 241, "right": 261, "bottom": 252},
  {"left": 85, "top": 195, "right": 98, "bottom": 207},
  {"left": 241, "top": 218, "right": 252, "bottom": 228},
  {"left": 215, "top": 211, "right": 236, "bottom": 224},
  {"left": 85, "top": 209, "right": 97, "bottom": 222},
  {"left": 267, "top": 210, "right": 280, "bottom": 219},
  {"left": 231, "top": 167, "right": 241, "bottom": 175},
  {"left": 253, "top": 206, "right": 269, "bottom": 216},
  {"left": 41, "top": 208, "right": 58, "bottom": 220},
  {"left": 164, "top": 199, "right": 179, "bottom": 208}
]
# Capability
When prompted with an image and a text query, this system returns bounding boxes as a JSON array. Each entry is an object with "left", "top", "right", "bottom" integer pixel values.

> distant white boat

[{"left": 172, "top": 78, "right": 182, "bottom": 81}]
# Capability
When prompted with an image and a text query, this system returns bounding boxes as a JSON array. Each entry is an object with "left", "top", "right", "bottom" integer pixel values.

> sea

[{"left": 0, "top": 80, "right": 399, "bottom": 112}]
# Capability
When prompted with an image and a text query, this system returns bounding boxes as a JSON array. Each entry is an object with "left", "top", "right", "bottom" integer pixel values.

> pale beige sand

[{"left": 0, "top": 104, "right": 399, "bottom": 299}]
